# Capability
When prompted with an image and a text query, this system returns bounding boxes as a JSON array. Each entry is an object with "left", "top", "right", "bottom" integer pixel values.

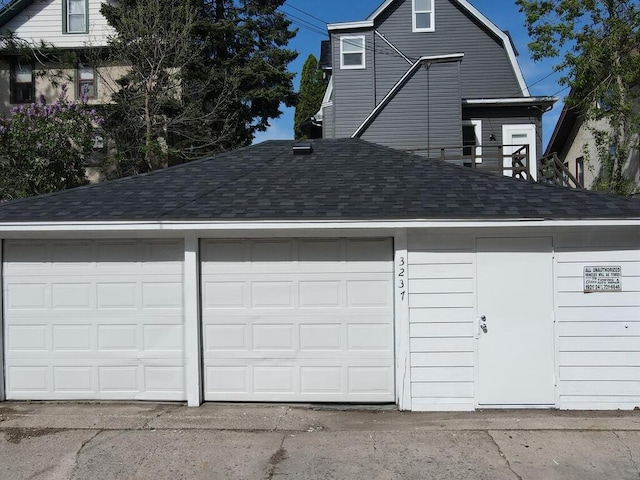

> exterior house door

[
  {"left": 502, "top": 124, "right": 537, "bottom": 181},
  {"left": 476, "top": 237, "right": 555, "bottom": 406}
]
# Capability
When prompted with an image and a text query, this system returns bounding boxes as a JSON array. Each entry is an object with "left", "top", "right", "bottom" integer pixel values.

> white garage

[
  {"left": 3, "top": 239, "right": 186, "bottom": 400},
  {"left": 0, "top": 139, "right": 639, "bottom": 410},
  {"left": 201, "top": 238, "right": 395, "bottom": 402}
]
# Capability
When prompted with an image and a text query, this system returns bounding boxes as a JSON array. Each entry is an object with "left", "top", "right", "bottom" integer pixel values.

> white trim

[
  {"left": 329, "top": 0, "right": 530, "bottom": 97},
  {"left": 183, "top": 234, "right": 203, "bottom": 407},
  {"left": 0, "top": 238, "right": 4, "bottom": 402},
  {"left": 314, "top": 77, "right": 334, "bottom": 122},
  {"left": 463, "top": 119, "right": 483, "bottom": 163},
  {"left": 463, "top": 97, "right": 557, "bottom": 106},
  {"left": 327, "top": 20, "right": 373, "bottom": 31},
  {"left": 0, "top": 219, "right": 638, "bottom": 233},
  {"left": 352, "top": 53, "right": 464, "bottom": 138},
  {"left": 340, "top": 35, "right": 366, "bottom": 70},
  {"left": 375, "top": 31, "right": 412, "bottom": 65},
  {"left": 394, "top": 229, "right": 411, "bottom": 410},
  {"left": 503, "top": 124, "right": 537, "bottom": 181},
  {"left": 412, "top": 0, "right": 435, "bottom": 33}
]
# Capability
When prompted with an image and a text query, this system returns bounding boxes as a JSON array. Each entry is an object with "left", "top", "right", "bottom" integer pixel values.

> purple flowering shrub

[{"left": 0, "top": 85, "right": 102, "bottom": 200}]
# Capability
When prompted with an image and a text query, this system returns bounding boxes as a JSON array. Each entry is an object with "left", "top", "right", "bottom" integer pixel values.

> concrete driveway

[{"left": 1, "top": 403, "right": 640, "bottom": 479}]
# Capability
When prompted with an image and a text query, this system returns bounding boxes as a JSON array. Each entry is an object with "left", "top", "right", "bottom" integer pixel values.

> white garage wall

[
  {"left": 555, "top": 229, "right": 640, "bottom": 410},
  {"left": 3, "top": 239, "right": 186, "bottom": 401},
  {"left": 408, "top": 232, "right": 476, "bottom": 411}
]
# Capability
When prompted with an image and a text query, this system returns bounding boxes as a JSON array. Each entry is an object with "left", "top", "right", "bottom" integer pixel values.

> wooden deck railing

[
  {"left": 538, "top": 153, "right": 584, "bottom": 189},
  {"left": 406, "top": 145, "right": 534, "bottom": 181}
]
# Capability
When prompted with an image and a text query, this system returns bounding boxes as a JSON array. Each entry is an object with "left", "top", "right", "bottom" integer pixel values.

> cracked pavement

[{"left": 1, "top": 403, "right": 640, "bottom": 479}]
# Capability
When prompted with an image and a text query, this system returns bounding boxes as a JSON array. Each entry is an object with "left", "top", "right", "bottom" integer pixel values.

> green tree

[
  {"left": 294, "top": 54, "right": 325, "bottom": 139},
  {"left": 0, "top": 87, "right": 99, "bottom": 200},
  {"left": 517, "top": 0, "right": 640, "bottom": 195},
  {"left": 101, "top": 0, "right": 297, "bottom": 176}
]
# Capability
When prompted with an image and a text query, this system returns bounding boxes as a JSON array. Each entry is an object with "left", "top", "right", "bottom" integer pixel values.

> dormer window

[
  {"left": 340, "top": 36, "right": 365, "bottom": 69},
  {"left": 64, "top": 0, "right": 88, "bottom": 34},
  {"left": 413, "top": 0, "right": 435, "bottom": 32}
]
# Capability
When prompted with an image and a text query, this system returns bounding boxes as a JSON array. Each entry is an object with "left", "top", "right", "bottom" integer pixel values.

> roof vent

[{"left": 292, "top": 142, "right": 313, "bottom": 155}]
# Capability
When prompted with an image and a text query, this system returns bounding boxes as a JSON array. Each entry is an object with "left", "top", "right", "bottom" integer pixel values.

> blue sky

[{"left": 254, "top": 0, "right": 567, "bottom": 149}]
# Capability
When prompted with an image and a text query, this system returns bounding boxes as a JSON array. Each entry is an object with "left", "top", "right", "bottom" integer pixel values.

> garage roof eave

[{"left": 0, "top": 217, "right": 639, "bottom": 233}]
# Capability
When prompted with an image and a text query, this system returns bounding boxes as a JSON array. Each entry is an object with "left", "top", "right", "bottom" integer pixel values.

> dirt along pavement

[{"left": 1, "top": 402, "right": 640, "bottom": 479}]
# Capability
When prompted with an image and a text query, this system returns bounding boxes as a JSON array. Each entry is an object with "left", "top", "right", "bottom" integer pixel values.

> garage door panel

[
  {"left": 3, "top": 239, "right": 186, "bottom": 401},
  {"left": 205, "top": 360, "right": 394, "bottom": 401},
  {"left": 202, "top": 238, "right": 394, "bottom": 402}
]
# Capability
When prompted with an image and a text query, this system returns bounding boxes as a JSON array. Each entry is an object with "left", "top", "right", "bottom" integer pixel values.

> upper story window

[
  {"left": 11, "top": 63, "right": 34, "bottom": 104},
  {"left": 340, "top": 36, "right": 365, "bottom": 69},
  {"left": 64, "top": 0, "right": 88, "bottom": 34},
  {"left": 413, "top": 0, "right": 435, "bottom": 32},
  {"left": 77, "top": 64, "right": 96, "bottom": 99}
]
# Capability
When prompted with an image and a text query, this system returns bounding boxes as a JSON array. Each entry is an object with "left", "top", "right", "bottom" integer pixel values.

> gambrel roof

[
  {"left": 0, "top": 139, "right": 638, "bottom": 223},
  {"left": 327, "top": 0, "right": 530, "bottom": 96}
]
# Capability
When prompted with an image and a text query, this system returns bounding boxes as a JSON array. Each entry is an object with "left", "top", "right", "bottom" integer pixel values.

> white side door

[
  {"left": 502, "top": 124, "right": 537, "bottom": 181},
  {"left": 476, "top": 237, "right": 555, "bottom": 406}
]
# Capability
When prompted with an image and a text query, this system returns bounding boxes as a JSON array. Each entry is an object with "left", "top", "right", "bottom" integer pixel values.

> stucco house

[
  {"left": 0, "top": 0, "right": 124, "bottom": 181},
  {"left": 0, "top": 138, "right": 638, "bottom": 411},
  {"left": 545, "top": 97, "right": 640, "bottom": 193},
  {"left": 316, "top": 0, "right": 556, "bottom": 181}
]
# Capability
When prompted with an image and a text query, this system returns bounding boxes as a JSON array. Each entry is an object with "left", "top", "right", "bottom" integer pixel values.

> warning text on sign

[{"left": 584, "top": 266, "right": 622, "bottom": 293}]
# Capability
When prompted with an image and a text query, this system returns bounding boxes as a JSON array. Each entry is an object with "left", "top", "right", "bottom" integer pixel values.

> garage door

[
  {"left": 201, "top": 238, "right": 395, "bottom": 402},
  {"left": 3, "top": 239, "right": 185, "bottom": 400}
]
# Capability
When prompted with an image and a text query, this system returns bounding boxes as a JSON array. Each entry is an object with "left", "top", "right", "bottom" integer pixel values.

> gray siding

[
  {"left": 375, "top": 0, "right": 522, "bottom": 99},
  {"left": 463, "top": 106, "right": 543, "bottom": 168},
  {"left": 362, "top": 61, "right": 462, "bottom": 151},
  {"left": 322, "top": 104, "right": 335, "bottom": 139},
  {"left": 332, "top": 30, "right": 376, "bottom": 138}
]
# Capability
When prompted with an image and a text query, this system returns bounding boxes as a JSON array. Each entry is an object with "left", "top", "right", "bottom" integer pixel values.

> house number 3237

[{"left": 398, "top": 257, "right": 406, "bottom": 301}]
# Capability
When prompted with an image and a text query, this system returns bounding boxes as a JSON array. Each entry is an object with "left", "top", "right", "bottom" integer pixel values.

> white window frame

[
  {"left": 340, "top": 36, "right": 366, "bottom": 70},
  {"left": 65, "top": 0, "right": 88, "bottom": 34},
  {"left": 412, "top": 0, "right": 435, "bottom": 33},
  {"left": 462, "top": 120, "right": 483, "bottom": 163}
]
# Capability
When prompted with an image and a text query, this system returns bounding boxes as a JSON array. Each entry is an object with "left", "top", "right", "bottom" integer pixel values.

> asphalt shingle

[{"left": 1, "top": 139, "right": 639, "bottom": 222}]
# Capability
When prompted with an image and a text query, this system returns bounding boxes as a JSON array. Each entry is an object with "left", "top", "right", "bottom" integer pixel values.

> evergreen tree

[
  {"left": 101, "top": 0, "right": 297, "bottom": 175},
  {"left": 517, "top": 0, "right": 640, "bottom": 195},
  {"left": 294, "top": 54, "right": 325, "bottom": 139}
]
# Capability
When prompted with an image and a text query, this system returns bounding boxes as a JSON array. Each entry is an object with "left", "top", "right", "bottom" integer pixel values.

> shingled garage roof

[{"left": 0, "top": 139, "right": 639, "bottom": 223}]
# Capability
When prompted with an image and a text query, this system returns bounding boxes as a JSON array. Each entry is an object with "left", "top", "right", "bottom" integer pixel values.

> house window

[
  {"left": 576, "top": 157, "right": 584, "bottom": 186},
  {"left": 462, "top": 120, "right": 482, "bottom": 163},
  {"left": 77, "top": 64, "right": 96, "bottom": 99},
  {"left": 340, "top": 36, "right": 365, "bottom": 69},
  {"left": 413, "top": 0, "right": 435, "bottom": 32},
  {"left": 10, "top": 62, "right": 34, "bottom": 104},
  {"left": 64, "top": 0, "right": 88, "bottom": 34}
]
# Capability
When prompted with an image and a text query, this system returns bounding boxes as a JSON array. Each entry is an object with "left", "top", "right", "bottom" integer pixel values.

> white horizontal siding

[
  {"left": 408, "top": 233, "right": 475, "bottom": 411},
  {"left": 555, "top": 229, "right": 640, "bottom": 410},
  {"left": 4, "top": 0, "right": 114, "bottom": 48}
]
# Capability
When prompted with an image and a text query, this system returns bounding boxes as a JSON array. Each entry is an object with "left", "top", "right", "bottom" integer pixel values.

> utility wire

[{"left": 283, "top": 3, "right": 330, "bottom": 26}]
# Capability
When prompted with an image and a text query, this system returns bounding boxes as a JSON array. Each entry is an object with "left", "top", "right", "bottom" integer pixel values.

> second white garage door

[{"left": 201, "top": 238, "right": 395, "bottom": 402}]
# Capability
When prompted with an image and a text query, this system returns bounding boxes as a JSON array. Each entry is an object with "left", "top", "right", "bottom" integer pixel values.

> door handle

[{"left": 476, "top": 315, "right": 487, "bottom": 337}]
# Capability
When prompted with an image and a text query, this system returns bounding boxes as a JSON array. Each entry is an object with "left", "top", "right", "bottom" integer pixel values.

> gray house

[{"left": 318, "top": 0, "right": 556, "bottom": 180}]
